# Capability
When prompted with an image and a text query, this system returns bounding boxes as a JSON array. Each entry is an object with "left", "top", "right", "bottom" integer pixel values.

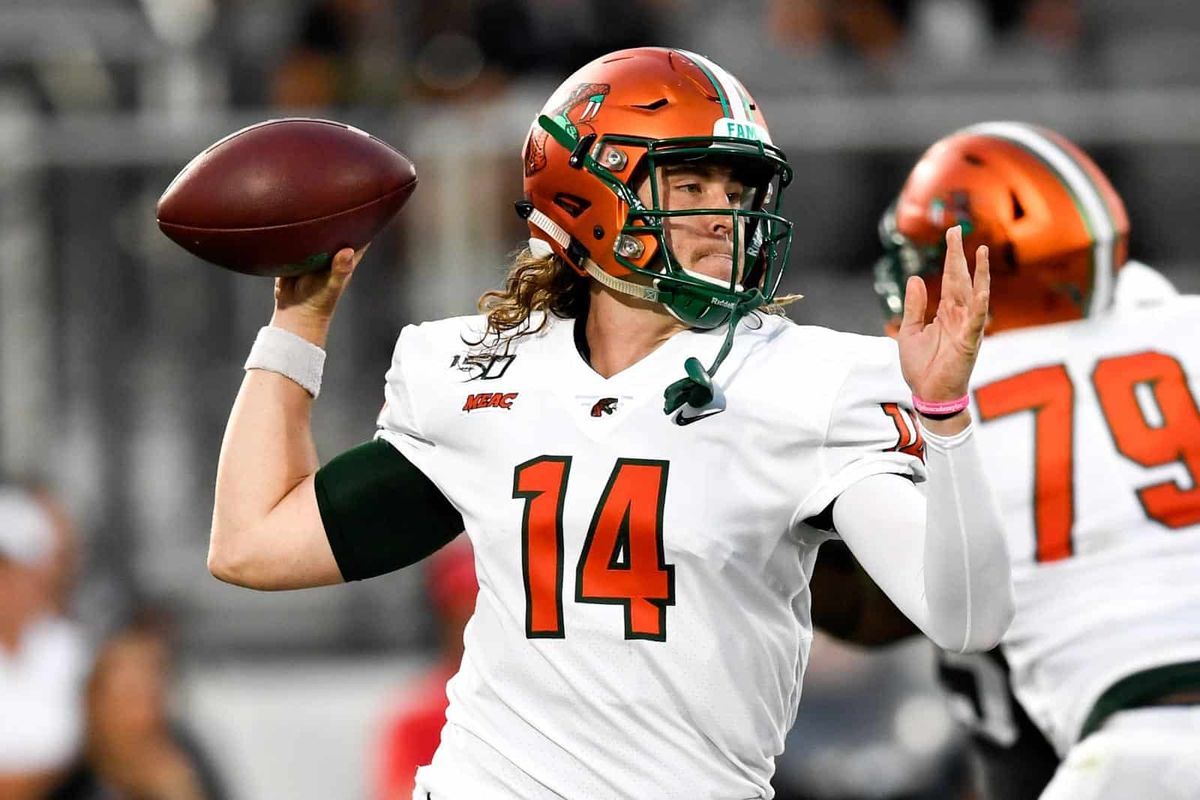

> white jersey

[
  {"left": 968, "top": 279, "right": 1200, "bottom": 756},
  {"left": 376, "top": 312, "right": 924, "bottom": 799}
]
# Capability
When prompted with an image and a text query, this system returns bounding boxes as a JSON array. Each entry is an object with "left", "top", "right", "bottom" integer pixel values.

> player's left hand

[{"left": 897, "top": 226, "right": 990, "bottom": 404}]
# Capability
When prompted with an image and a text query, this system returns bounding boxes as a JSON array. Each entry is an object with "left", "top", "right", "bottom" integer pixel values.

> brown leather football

[{"left": 156, "top": 118, "right": 417, "bottom": 277}]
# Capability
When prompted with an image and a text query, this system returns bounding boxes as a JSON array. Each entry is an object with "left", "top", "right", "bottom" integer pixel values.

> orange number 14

[{"left": 514, "top": 457, "right": 675, "bottom": 641}]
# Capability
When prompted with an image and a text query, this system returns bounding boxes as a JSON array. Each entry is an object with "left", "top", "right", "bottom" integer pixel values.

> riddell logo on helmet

[{"left": 463, "top": 392, "right": 519, "bottom": 412}]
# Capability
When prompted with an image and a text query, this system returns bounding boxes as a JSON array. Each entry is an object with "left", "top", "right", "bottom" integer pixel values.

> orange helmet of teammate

[
  {"left": 875, "top": 122, "right": 1130, "bottom": 335},
  {"left": 520, "top": 47, "right": 793, "bottom": 331}
]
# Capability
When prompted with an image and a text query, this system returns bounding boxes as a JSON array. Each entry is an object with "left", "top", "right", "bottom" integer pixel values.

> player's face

[{"left": 638, "top": 164, "right": 750, "bottom": 283}]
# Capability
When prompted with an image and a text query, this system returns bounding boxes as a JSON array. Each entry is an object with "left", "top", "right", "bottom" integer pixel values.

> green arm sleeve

[{"left": 314, "top": 440, "right": 464, "bottom": 582}]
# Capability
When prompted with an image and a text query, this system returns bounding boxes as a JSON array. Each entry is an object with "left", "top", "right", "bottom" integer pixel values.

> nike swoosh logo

[{"left": 673, "top": 406, "right": 725, "bottom": 426}]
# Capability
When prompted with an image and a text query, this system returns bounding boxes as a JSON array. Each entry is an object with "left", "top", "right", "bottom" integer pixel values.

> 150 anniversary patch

[{"left": 450, "top": 353, "right": 517, "bottom": 381}]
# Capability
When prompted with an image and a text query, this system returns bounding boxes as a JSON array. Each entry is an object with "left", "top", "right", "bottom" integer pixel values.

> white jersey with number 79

[{"left": 968, "top": 266, "right": 1200, "bottom": 756}]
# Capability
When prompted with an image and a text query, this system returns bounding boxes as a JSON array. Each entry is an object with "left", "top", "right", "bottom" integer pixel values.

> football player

[
  {"left": 819, "top": 121, "right": 1200, "bottom": 800},
  {"left": 207, "top": 48, "right": 1013, "bottom": 798}
]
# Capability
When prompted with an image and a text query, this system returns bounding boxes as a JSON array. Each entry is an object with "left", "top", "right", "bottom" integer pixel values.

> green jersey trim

[{"left": 1079, "top": 659, "right": 1200, "bottom": 741}]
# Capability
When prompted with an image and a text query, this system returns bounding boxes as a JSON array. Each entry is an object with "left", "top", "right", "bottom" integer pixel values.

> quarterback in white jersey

[
  {"left": 378, "top": 313, "right": 934, "bottom": 798},
  {"left": 868, "top": 121, "right": 1200, "bottom": 800},
  {"left": 207, "top": 48, "right": 1013, "bottom": 799}
]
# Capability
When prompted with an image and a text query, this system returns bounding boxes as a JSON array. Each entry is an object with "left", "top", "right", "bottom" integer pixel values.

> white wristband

[{"left": 244, "top": 326, "right": 326, "bottom": 398}]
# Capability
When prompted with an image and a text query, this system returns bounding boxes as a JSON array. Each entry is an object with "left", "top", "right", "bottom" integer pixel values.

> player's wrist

[
  {"left": 270, "top": 307, "right": 332, "bottom": 349},
  {"left": 919, "top": 409, "right": 971, "bottom": 437},
  {"left": 245, "top": 325, "right": 326, "bottom": 398}
]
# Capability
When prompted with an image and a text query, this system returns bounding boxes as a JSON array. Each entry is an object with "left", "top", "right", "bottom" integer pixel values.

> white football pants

[{"left": 1039, "top": 706, "right": 1200, "bottom": 800}]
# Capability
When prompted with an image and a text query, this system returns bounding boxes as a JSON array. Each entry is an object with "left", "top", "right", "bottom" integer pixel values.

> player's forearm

[
  {"left": 833, "top": 425, "right": 1014, "bottom": 653},
  {"left": 920, "top": 422, "right": 1015, "bottom": 652},
  {"left": 209, "top": 369, "right": 320, "bottom": 580}
]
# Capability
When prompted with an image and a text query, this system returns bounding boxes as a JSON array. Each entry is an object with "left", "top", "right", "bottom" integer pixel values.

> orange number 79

[{"left": 975, "top": 352, "right": 1200, "bottom": 563}]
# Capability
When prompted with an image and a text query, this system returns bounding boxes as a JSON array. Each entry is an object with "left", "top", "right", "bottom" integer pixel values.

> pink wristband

[{"left": 912, "top": 393, "right": 969, "bottom": 417}]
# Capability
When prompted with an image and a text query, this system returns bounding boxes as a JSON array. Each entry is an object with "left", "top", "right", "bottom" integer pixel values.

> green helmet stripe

[
  {"left": 966, "top": 122, "right": 1117, "bottom": 316},
  {"left": 705, "top": 57, "right": 755, "bottom": 120},
  {"left": 677, "top": 50, "right": 738, "bottom": 120}
]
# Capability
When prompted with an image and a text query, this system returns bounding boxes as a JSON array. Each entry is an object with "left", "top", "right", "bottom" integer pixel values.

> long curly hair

[{"left": 473, "top": 247, "right": 589, "bottom": 347}]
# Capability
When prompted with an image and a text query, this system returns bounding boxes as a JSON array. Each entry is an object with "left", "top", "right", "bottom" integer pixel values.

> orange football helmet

[
  {"left": 875, "top": 122, "right": 1129, "bottom": 334},
  {"left": 520, "top": 47, "right": 793, "bottom": 331}
]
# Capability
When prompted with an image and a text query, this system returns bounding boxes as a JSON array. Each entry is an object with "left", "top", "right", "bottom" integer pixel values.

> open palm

[{"left": 897, "top": 226, "right": 990, "bottom": 403}]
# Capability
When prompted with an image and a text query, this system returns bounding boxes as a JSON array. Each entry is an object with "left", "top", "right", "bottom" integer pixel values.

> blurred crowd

[
  {"left": 12, "top": 0, "right": 1192, "bottom": 114},
  {"left": 265, "top": 0, "right": 1092, "bottom": 109},
  {"left": 0, "top": 482, "right": 227, "bottom": 800}
]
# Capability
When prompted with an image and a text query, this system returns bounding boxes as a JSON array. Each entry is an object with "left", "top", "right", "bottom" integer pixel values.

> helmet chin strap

[
  {"left": 679, "top": 266, "right": 745, "bottom": 294},
  {"left": 580, "top": 256, "right": 661, "bottom": 304},
  {"left": 527, "top": 205, "right": 662, "bottom": 305},
  {"left": 580, "top": 248, "right": 757, "bottom": 414},
  {"left": 527, "top": 213, "right": 758, "bottom": 416},
  {"left": 661, "top": 292, "right": 762, "bottom": 415},
  {"left": 577, "top": 254, "right": 756, "bottom": 414}
]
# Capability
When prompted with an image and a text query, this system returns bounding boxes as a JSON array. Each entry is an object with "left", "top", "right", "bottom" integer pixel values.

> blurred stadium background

[{"left": 2, "top": 1, "right": 1199, "bottom": 797}]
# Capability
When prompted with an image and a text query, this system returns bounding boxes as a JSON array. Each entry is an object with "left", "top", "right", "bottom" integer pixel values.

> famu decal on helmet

[{"left": 712, "top": 118, "right": 771, "bottom": 144}]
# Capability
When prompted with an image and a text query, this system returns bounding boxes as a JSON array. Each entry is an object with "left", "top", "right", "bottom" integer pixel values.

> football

[{"left": 156, "top": 118, "right": 417, "bottom": 277}]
